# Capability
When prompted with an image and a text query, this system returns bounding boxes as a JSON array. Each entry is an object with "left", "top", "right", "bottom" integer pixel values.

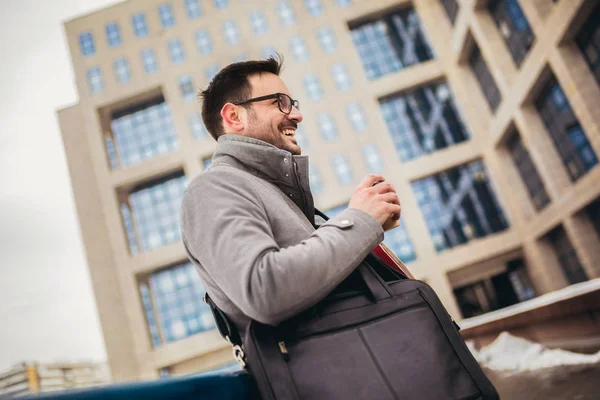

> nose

[{"left": 288, "top": 105, "right": 303, "bottom": 123}]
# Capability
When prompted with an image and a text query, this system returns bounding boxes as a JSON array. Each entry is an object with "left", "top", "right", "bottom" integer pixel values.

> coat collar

[{"left": 212, "top": 134, "right": 315, "bottom": 222}]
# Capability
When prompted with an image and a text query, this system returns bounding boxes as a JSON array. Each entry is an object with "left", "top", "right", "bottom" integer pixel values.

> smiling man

[{"left": 180, "top": 55, "right": 400, "bottom": 340}]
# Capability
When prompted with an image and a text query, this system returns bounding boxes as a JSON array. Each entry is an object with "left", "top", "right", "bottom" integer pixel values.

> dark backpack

[{"left": 205, "top": 211, "right": 499, "bottom": 400}]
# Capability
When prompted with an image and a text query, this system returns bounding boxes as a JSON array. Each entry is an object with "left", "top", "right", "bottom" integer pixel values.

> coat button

[
  {"left": 340, "top": 219, "right": 350, "bottom": 225},
  {"left": 283, "top": 158, "right": 288, "bottom": 163}
]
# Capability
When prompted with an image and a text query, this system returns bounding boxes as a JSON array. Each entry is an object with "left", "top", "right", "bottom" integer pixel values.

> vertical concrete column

[
  {"left": 522, "top": 238, "right": 569, "bottom": 295},
  {"left": 563, "top": 214, "right": 600, "bottom": 279}
]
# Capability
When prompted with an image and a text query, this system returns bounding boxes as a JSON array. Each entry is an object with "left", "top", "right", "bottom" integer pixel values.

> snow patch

[{"left": 468, "top": 332, "right": 600, "bottom": 372}]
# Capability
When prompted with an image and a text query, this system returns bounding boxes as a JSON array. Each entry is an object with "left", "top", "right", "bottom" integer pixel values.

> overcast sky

[{"left": 0, "top": 0, "right": 124, "bottom": 371}]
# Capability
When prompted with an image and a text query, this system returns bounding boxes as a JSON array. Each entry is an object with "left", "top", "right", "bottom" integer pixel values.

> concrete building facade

[{"left": 58, "top": 0, "right": 600, "bottom": 381}]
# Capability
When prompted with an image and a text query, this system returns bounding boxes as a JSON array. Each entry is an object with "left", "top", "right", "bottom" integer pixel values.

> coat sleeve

[{"left": 180, "top": 170, "right": 384, "bottom": 326}]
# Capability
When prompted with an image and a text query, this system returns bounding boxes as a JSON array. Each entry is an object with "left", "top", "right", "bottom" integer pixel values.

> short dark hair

[{"left": 199, "top": 55, "right": 283, "bottom": 140}]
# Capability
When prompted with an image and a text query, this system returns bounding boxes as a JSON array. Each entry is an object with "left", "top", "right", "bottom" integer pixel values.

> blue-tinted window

[
  {"left": 380, "top": 82, "right": 469, "bottom": 162},
  {"left": 250, "top": 10, "right": 269, "bottom": 35},
  {"left": 168, "top": 39, "right": 185, "bottom": 63},
  {"left": 384, "top": 221, "right": 416, "bottom": 263},
  {"left": 185, "top": 0, "right": 202, "bottom": 19},
  {"left": 113, "top": 57, "right": 131, "bottom": 84},
  {"left": 141, "top": 261, "right": 215, "bottom": 346},
  {"left": 336, "top": 0, "right": 351, "bottom": 6},
  {"left": 223, "top": 20, "right": 240, "bottom": 45},
  {"left": 277, "top": 1, "right": 296, "bottom": 26},
  {"left": 105, "top": 138, "right": 119, "bottom": 169},
  {"left": 106, "top": 22, "right": 122, "bottom": 47},
  {"left": 331, "top": 63, "right": 352, "bottom": 91},
  {"left": 412, "top": 160, "right": 509, "bottom": 252},
  {"left": 178, "top": 75, "right": 195, "bottom": 101},
  {"left": 290, "top": 36, "right": 309, "bottom": 62},
  {"left": 87, "top": 66, "right": 103, "bottom": 94},
  {"left": 304, "top": 0, "right": 323, "bottom": 16},
  {"left": 233, "top": 54, "right": 248, "bottom": 62},
  {"left": 194, "top": 29, "right": 213, "bottom": 54},
  {"left": 361, "top": 143, "right": 384, "bottom": 174},
  {"left": 441, "top": 0, "right": 459, "bottom": 24},
  {"left": 124, "top": 172, "right": 187, "bottom": 252},
  {"left": 346, "top": 102, "right": 367, "bottom": 133},
  {"left": 309, "top": 165, "right": 324, "bottom": 195},
  {"left": 331, "top": 155, "right": 353, "bottom": 184},
  {"left": 324, "top": 204, "right": 347, "bottom": 218},
  {"left": 576, "top": 4, "right": 600, "bottom": 85},
  {"left": 535, "top": 76, "right": 598, "bottom": 181},
  {"left": 132, "top": 13, "right": 148, "bottom": 37},
  {"left": 141, "top": 48, "right": 158, "bottom": 74},
  {"left": 214, "top": 0, "right": 229, "bottom": 10},
  {"left": 109, "top": 98, "right": 179, "bottom": 169},
  {"left": 295, "top": 124, "right": 309, "bottom": 149},
  {"left": 206, "top": 64, "right": 221, "bottom": 82},
  {"left": 351, "top": 8, "right": 433, "bottom": 80},
  {"left": 158, "top": 4, "right": 175, "bottom": 28},
  {"left": 189, "top": 113, "right": 208, "bottom": 141},
  {"left": 304, "top": 74, "right": 324, "bottom": 100},
  {"left": 203, "top": 156, "right": 213, "bottom": 170},
  {"left": 489, "top": 0, "right": 535, "bottom": 66},
  {"left": 317, "top": 27, "right": 337, "bottom": 53},
  {"left": 79, "top": 32, "right": 95, "bottom": 56},
  {"left": 318, "top": 113, "right": 338, "bottom": 141}
]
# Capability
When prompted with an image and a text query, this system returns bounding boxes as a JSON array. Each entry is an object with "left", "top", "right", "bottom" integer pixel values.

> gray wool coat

[{"left": 180, "top": 134, "right": 384, "bottom": 331}]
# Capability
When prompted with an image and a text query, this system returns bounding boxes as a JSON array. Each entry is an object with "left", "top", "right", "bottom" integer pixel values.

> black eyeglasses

[{"left": 234, "top": 93, "right": 300, "bottom": 115}]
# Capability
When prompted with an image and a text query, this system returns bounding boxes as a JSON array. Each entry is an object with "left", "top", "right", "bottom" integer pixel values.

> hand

[{"left": 348, "top": 174, "right": 401, "bottom": 226}]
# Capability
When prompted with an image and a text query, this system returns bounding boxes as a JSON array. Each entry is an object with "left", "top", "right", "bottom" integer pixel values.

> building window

[
  {"left": 194, "top": 29, "right": 213, "bottom": 54},
  {"left": 576, "top": 4, "right": 600, "bottom": 86},
  {"left": 546, "top": 226, "right": 588, "bottom": 284},
  {"left": 380, "top": 82, "right": 469, "bottom": 162},
  {"left": 470, "top": 45, "right": 501, "bottom": 111},
  {"left": 441, "top": 0, "right": 459, "bottom": 24},
  {"left": 140, "top": 261, "right": 215, "bottom": 347},
  {"left": 336, "top": 0, "right": 351, "bottom": 7},
  {"left": 290, "top": 36, "right": 309, "bottom": 62},
  {"left": 108, "top": 97, "right": 178, "bottom": 169},
  {"left": 412, "top": 160, "right": 509, "bottom": 252},
  {"left": 277, "top": 1, "right": 296, "bottom": 26},
  {"left": 584, "top": 197, "right": 600, "bottom": 237},
  {"left": 178, "top": 75, "right": 195, "bottom": 101},
  {"left": 203, "top": 156, "right": 213, "bottom": 170},
  {"left": 507, "top": 133, "right": 550, "bottom": 211},
  {"left": 332, "top": 155, "right": 353, "bottom": 184},
  {"left": 167, "top": 39, "right": 185, "bottom": 64},
  {"left": 121, "top": 172, "right": 187, "bottom": 253},
  {"left": 189, "top": 113, "right": 208, "bottom": 141},
  {"left": 105, "top": 22, "right": 122, "bottom": 47},
  {"left": 309, "top": 165, "right": 324, "bottom": 195},
  {"left": 141, "top": 48, "right": 158, "bottom": 74},
  {"left": 250, "top": 10, "right": 269, "bottom": 35},
  {"left": 295, "top": 124, "right": 309, "bottom": 149},
  {"left": 158, "top": 3, "right": 175, "bottom": 28},
  {"left": 113, "top": 57, "right": 131, "bottom": 84},
  {"left": 324, "top": 204, "right": 348, "bottom": 218},
  {"left": 132, "top": 13, "right": 149, "bottom": 38},
  {"left": 233, "top": 54, "right": 248, "bottom": 63},
  {"left": 79, "top": 32, "right": 95, "bottom": 56},
  {"left": 331, "top": 63, "right": 352, "bottom": 91},
  {"left": 318, "top": 113, "right": 338, "bottom": 141},
  {"left": 87, "top": 66, "right": 103, "bottom": 94},
  {"left": 262, "top": 46, "right": 277, "bottom": 59},
  {"left": 214, "top": 0, "right": 228, "bottom": 9},
  {"left": 350, "top": 8, "right": 433, "bottom": 80},
  {"left": 362, "top": 144, "right": 384, "bottom": 174},
  {"left": 317, "top": 27, "right": 337, "bottom": 53},
  {"left": 304, "top": 74, "right": 324, "bottom": 100},
  {"left": 223, "top": 20, "right": 240, "bottom": 45},
  {"left": 304, "top": 0, "right": 323, "bottom": 16},
  {"left": 384, "top": 221, "right": 416, "bottom": 263},
  {"left": 346, "top": 102, "right": 367, "bottom": 133},
  {"left": 185, "top": 0, "right": 202, "bottom": 19},
  {"left": 453, "top": 258, "right": 535, "bottom": 319},
  {"left": 489, "top": 0, "right": 535, "bottom": 66},
  {"left": 206, "top": 64, "right": 221, "bottom": 82},
  {"left": 535, "top": 76, "right": 598, "bottom": 181}
]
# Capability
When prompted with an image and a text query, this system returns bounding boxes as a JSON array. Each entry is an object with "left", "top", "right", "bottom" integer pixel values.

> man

[{"left": 180, "top": 56, "right": 400, "bottom": 333}]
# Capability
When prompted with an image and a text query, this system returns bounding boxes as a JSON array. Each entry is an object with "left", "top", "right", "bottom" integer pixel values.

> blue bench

[{"left": 22, "top": 370, "right": 254, "bottom": 400}]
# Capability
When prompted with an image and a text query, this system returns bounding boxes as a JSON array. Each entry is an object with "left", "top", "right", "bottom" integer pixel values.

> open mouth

[{"left": 281, "top": 128, "right": 296, "bottom": 137}]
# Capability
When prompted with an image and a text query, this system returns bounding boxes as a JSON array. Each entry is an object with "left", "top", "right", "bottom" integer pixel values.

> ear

[{"left": 220, "top": 103, "right": 246, "bottom": 133}]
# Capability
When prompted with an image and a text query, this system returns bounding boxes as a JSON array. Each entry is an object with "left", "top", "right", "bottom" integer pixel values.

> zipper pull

[{"left": 278, "top": 341, "right": 290, "bottom": 361}]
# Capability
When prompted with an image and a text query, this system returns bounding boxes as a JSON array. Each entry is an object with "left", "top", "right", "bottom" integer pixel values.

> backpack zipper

[{"left": 278, "top": 341, "right": 290, "bottom": 361}]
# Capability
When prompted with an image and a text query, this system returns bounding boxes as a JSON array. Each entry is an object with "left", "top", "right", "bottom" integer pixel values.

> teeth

[{"left": 282, "top": 128, "right": 296, "bottom": 136}]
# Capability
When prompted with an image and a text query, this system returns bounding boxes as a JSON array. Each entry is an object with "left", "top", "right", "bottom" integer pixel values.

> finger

[
  {"left": 371, "top": 182, "right": 396, "bottom": 195},
  {"left": 356, "top": 174, "right": 385, "bottom": 190},
  {"left": 385, "top": 203, "right": 402, "bottom": 220},
  {"left": 380, "top": 192, "right": 400, "bottom": 205}
]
